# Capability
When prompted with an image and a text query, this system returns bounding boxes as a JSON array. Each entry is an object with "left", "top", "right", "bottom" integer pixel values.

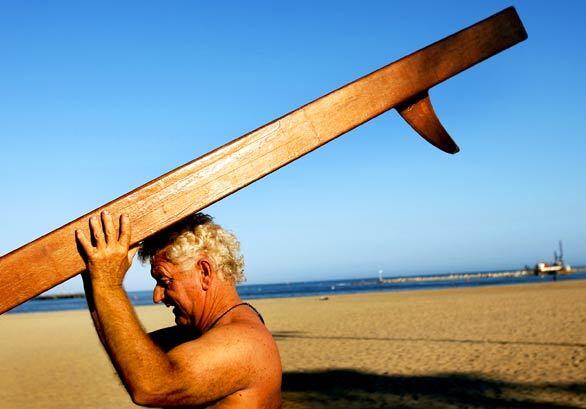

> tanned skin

[{"left": 77, "top": 211, "right": 282, "bottom": 408}]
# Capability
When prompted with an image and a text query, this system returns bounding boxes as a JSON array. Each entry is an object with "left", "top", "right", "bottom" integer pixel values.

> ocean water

[{"left": 8, "top": 271, "right": 586, "bottom": 314}]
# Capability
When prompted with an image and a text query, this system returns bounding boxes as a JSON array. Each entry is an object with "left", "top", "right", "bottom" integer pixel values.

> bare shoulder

[
  {"left": 166, "top": 313, "right": 281, "bottom": 406},
  {"left": 216, "top": 318, "right": 281, "bottom": 376},
  {"left": 171, "top": 318, "right": 281, "bottom": 381}
]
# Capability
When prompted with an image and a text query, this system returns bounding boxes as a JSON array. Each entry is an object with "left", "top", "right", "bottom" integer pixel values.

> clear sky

[{"left": 1, "top": 1, "right": 585, "bottom": 294}]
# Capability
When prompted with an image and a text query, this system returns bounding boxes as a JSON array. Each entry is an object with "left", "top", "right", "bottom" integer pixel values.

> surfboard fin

[{"left": 397, "top": 91, "right": 460, "bottom": 154}]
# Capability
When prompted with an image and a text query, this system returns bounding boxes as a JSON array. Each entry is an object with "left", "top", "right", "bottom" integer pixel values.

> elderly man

[{"left": 76, "top": 211, "right": 282, "bottom": 408}]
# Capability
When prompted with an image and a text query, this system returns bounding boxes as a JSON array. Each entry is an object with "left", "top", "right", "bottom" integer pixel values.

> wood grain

[{"left": 0, "top": 7, "right": 527, "bottom": 314}]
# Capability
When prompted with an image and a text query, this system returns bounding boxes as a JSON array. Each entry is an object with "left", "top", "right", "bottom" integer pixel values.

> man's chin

[{"left": 175, "top": 315, "right": 190, "bottom": 326}]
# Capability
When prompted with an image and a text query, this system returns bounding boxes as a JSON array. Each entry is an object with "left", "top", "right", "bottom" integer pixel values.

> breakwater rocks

[
  {"left": 36, "top": 293, "right": 85, "bottom": 301},
  {"left": 378, "top": 270, "right": 531, "bottom": 284}
]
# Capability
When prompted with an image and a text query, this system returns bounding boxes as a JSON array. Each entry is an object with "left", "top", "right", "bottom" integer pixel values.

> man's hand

[{"left": 76, "top": 211, "right": 137, "bottom": 289}]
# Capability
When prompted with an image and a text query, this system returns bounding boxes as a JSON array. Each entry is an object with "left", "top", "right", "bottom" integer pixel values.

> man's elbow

[
  {"left": 130, "top": 382, "right": 191, "bottom": 407},
  {"left": 129, "top": 383, "right": 165, "bottom": 407},
  {"left": 130, "top": 389, "right": 153, "bottom": 407}
]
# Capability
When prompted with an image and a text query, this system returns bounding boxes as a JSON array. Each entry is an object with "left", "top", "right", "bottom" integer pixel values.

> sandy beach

[{"left": 1, "top": 280, "right": 585, "bottom": 408}]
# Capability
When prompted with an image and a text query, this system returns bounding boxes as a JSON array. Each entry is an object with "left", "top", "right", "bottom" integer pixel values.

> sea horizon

[{"left": 7, "top": 268, "right": 586, "bottom": 315}]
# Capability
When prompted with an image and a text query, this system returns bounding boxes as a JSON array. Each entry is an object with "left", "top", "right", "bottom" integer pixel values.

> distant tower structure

[{"left": 558, "top": 240, "right": 565, "bottom": 266}]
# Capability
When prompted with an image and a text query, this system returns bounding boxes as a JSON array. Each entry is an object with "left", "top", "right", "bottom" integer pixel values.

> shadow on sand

[
  {"left": 281, "top": 369, "right": 585, "bottom": 409},
  {"left": 272, "top": 331, "right": 586, "bottom": 349}
]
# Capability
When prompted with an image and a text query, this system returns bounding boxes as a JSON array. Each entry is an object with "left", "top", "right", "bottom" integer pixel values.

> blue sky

[{"left": 0, "top": 1, "right": 584, "bottom": 293}]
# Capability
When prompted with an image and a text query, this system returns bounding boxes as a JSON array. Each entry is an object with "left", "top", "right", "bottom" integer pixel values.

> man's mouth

[{"left": 164, "top": 303, "right": 180, "bottom": 316}]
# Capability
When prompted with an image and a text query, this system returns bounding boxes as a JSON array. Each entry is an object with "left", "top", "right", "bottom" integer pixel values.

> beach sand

[{"left": 1, "top": 280, "right": 585, "bottom": 408}]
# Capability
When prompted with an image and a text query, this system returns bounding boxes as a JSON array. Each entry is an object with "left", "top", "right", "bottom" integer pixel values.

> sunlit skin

[
  {"left": 149, "top": 253, "right": 245, "bottom": 331},
  {"left": 151, "top": 255, "right": 202, "bottom": 327},
  {"left": 77, "top": 211, "right": 282, "bottom": 408}
]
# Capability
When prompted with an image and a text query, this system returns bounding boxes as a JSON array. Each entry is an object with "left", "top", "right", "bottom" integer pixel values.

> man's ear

[{"left": 197, "top": 258, "right": 213, "bottom": 290}]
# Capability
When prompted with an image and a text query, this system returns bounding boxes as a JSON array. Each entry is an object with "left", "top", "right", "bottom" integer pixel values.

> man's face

[{"left": 151, "top": 252, "right": 201, "bottom": 326}]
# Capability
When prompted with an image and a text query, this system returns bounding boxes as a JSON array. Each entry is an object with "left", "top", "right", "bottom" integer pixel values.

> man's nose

[{"left": 153, "top": 285, "right": 165, "bottom": 304}]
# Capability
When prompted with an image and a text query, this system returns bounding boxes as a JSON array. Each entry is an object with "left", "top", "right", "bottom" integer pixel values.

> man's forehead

[
  {"left": 151, "top": 251, "right": 195, "bottom": 274},
  {"left": 151, "top": 252, "right": 174, "bottom": 273},
  {"left": 152, "top": 251, "right": 170, "bottom": 264}
]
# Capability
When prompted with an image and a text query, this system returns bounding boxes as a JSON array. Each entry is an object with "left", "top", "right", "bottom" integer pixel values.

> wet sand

[{"left": 1, "top": 280, "right": 585, "bottom": 408}]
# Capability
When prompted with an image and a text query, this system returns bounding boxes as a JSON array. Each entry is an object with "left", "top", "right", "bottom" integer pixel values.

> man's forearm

[
  {"left": 76, "top": 212, "right": 186, "bottom": 405},
  {"left": 91, "top": 285, "right": 176, "bottom": 398},
  {"left": 82, "top": 273, "right": 108, "bottom": 346}
]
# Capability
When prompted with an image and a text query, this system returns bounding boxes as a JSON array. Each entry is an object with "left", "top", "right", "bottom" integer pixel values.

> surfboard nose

[{"left": 397, "top": 91, "right": 460, "bottom": 154}]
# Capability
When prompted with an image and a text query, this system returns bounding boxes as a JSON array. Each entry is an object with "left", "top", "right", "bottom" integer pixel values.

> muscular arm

[
  {"left": 77, "top": 212, "right": 251, "bottom": 406},
  {"left": 82, "top": 271, "right": 108, "bottom": 346},
  {"left": 90, "top": 286, "right": 257, "bottom": 406},
  {"left": 90, "top": 284, "right": 175, "bottom": 402}
]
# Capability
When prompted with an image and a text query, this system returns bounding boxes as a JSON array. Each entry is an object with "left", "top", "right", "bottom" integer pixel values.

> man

[{"left": 76, "top": 211, "right": 282, "bottom": 408}]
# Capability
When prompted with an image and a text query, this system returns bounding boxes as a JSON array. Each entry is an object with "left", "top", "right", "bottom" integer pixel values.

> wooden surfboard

[{"left": 0, "top": 7, "right": 527, "bottom": 314}]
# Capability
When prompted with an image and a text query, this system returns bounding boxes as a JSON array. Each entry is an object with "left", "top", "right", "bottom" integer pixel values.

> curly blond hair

[{"left": 138, "top": 213, "right": 245, "bottom": 284}]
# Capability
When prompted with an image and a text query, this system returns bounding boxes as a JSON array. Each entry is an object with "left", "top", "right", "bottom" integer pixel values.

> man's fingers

[
  {"left": 76, "top": 230, "right": 94, "bottom": 256},
  {"left": 119, "top": 214, "right": 131, "bottom": 247},
  {"left": 101, "top": 211, "right": 115, "bottom": 244},
  {"left": 89, "top": 216, "right": 106, "bottom": 248}
]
